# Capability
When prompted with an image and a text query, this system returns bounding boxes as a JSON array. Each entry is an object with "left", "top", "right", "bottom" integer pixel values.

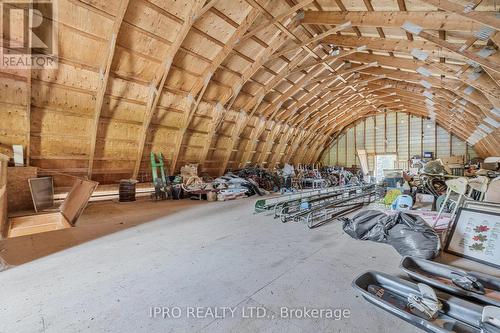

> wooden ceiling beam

[
  {"left": 301, "top": 11, "right": 485, "bottom": 31},
  {"left": 171, "top": 7, "right": 261, "bottom": 173},
  {"left": 357, "top": 67, "right": 493, "bottom": 112},
  {"left": 262, "top": 64, "right": 329, "bottom": 119},
  {"left": 263, "top": 60, "right": 379, "bottom": 120},
  {"left": 224, "top": 20, "right": 295, "bottom": 111},
  {"left": 278, "top": 62, "right": 377, "bottom": 121},
  {"left": 402, "top": 24, "right": 500, "bottom": 74},
  {"left": 214, "top": 18, "right": 302, "bottom": 173},
  {"left": 267, "top": 22, "right": 351, "bottom": 62},
  {"left": 417, "top": 0, "right": 499, "bottom": 31},
  {"left": 321, "top": 35, "right": 474, "bottom": 62},
  {"left": 292, "top": 83, "right": 392, "bottom": 126},
  {"left": 244, "top": 47, "right": 361, "bottom": 113},
  {"left": 198, "top": 0, "right": 220, "bottom": 18},
  {"left": 275, "top": 62, "right": 378, "bottom": 121},
  {"left": 339, "top": 52, "right": 499, "bottom": 107},
  {"left": 241, "top": 0, "right": 314, "bottom": 42},
  {"left": 198, "top": 104, "right": 224, "bottom": 170}
]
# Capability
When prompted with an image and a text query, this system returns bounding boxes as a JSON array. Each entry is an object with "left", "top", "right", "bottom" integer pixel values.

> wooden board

[
  {"left": 0, "top": 154, "right": 9, "bottom": 239},
  {"left": 60, "top": 179, "right": 99, "bottom": 225}
]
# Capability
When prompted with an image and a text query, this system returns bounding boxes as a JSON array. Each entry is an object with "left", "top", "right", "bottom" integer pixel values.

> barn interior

[{"left": 1, "top": 0, "right": 500, "bottom": 332}]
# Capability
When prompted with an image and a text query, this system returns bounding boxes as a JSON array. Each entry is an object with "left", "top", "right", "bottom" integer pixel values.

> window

[{"left": 374, "top": 154, "right": 397, "bottom": 182}]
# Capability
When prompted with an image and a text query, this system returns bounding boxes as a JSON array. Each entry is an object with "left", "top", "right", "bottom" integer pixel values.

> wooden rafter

[
  {"left": 88, "top": 0, "right": 130, "bottom": 179},
  {"left": 266, "top": 22, "right": 351, "bottom": 62},
  {"left": 321, "top": 35, "right": 472, "bottom": 62},
  {"left": 402, "top": 24, "right": 500, "bottom": 74},
  {"left": 5, "top": 0, "right": 500, "bottom": 182},
  {"left": 417, "top": 0, "right": 499, "bottom": 31},
  {"left": 218, "top": 111, "right": 248, "bottom": 174},
  {"left": 170, "top": 6, "right": 262, "bottom": 173},
  {"left": 244, "top": 47, "right": 363, "bottom": 114},
  {"left": 132, "top": 0, "right": 205, "bottom": 179},
  {"left": 241, "top": 0, "right": 314, "bottom": 42},
  {"left": 301, "top": 11, "right": 485, "bottom": 31},
  {"left": 256, "top": 122, "right": 283, "bottom": 165}
]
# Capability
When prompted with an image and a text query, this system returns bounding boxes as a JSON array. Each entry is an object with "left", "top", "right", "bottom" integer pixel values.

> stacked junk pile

[
  {"left": 146, "top": 153, "right": 275, "bottom": 202},
  {"left": 339, "top": 155, "right": 500, "bottom": 332},
  {"left": 146, "top": 151, "right": 360, "bottom": 202},
  {"left": 253, "top": 165, "right": 377, "bottom": 229}
]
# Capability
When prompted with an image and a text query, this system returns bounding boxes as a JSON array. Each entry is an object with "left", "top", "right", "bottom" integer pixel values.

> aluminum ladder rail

[
  {"left": 254, "top": 185, "right": 348, "bottom": 213},
  {"left": 304, "top": 189, "right": 377, "bottom": 229},
  {"left": 277, "top": 184, "right": 375, "bottom": 222}
]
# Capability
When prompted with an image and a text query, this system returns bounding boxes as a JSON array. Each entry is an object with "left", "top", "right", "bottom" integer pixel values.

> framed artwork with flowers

[{"left": 445, "top": 208, "right": 500, "bottom": 268}]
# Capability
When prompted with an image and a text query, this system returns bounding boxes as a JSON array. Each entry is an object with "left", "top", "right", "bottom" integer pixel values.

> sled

[
  {"left": 353, "top": 271, "right": 496, "bottom": 333},
  {"left": 400, "top": 256, "right": 500, "bottom": 307}
]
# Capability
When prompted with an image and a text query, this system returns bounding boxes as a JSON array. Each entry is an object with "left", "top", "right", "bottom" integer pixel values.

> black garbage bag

[
  {"left": 341, "top": 210, "right": 440, "bottom": 259},
  {"left": 341, "top": 210, "right": 397, "bottom": 242},
  {"left": 387, "top": 213, "right": 441, "bottom": 259}
]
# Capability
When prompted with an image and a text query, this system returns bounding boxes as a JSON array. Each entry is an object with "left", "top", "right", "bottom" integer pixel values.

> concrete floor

[{"left": 0, "top": 197, "right": 497, "bottom": 333}]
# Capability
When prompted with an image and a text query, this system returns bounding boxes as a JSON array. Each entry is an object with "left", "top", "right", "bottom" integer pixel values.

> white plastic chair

[
  {"left": 433, "top": 177, "right": 468, "bottom": 227},
  {"left": 467, "top": 176, "right": 489, "bottom": 201},
  {"left": 484, "top": 176, "right": 500, "bottom": 203}
]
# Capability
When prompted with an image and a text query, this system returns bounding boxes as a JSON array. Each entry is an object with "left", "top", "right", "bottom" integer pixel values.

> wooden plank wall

[{"left": 0, "top": 0, "right": 498, "bottom": 185}]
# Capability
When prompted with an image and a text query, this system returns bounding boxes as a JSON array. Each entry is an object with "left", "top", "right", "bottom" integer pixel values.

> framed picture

[
  {"left": 462, "top": 200, "right": 500, "bottom": 214},
  {"left": 445, "top": 208, "right": 500, "bottom": 268}
]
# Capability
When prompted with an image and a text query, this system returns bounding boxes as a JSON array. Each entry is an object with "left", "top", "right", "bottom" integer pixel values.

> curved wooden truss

[{"left": 1, "top": 0, "right": 498, "bottom": 183}]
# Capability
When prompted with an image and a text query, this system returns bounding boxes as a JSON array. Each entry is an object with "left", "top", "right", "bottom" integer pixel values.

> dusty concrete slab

[{"left": 0, "top": 198, "right": 496, "bottom": 332}]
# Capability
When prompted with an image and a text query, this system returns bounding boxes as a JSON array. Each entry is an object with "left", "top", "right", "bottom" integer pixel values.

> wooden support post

[
  {"left": 354, "top": 125, "right": 357, "bottom": 166},
  {"left": 336, "top": 139, "right": 339, "bottom": 165},
  {"left": 407, "top": 114, "right": 410, "bottom": 160},
  {"left": 384, "top": 112, "right": 387, "bottom": 153},
  {"left": 25, "top": 65, "right": 31, "bottom": 166},
  {"left": 434, "top": 122, "right": 438, "bottom": 158},
  {"left": 420, "top": 117, "right": 424, "bottom": 157},
  {"left": 345, "top": 132, "right": 348, "bottom": 166},
  {"left": 450, "top": 133, "right": 453, "bottom": 156},
  {"left": 395, "top": 112, "right": 399, "bottom": 158}
]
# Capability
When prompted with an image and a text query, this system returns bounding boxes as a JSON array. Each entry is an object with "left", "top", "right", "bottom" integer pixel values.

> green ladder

[{"left": 150, "top": 152, "right": 170, "bottom": 200}]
